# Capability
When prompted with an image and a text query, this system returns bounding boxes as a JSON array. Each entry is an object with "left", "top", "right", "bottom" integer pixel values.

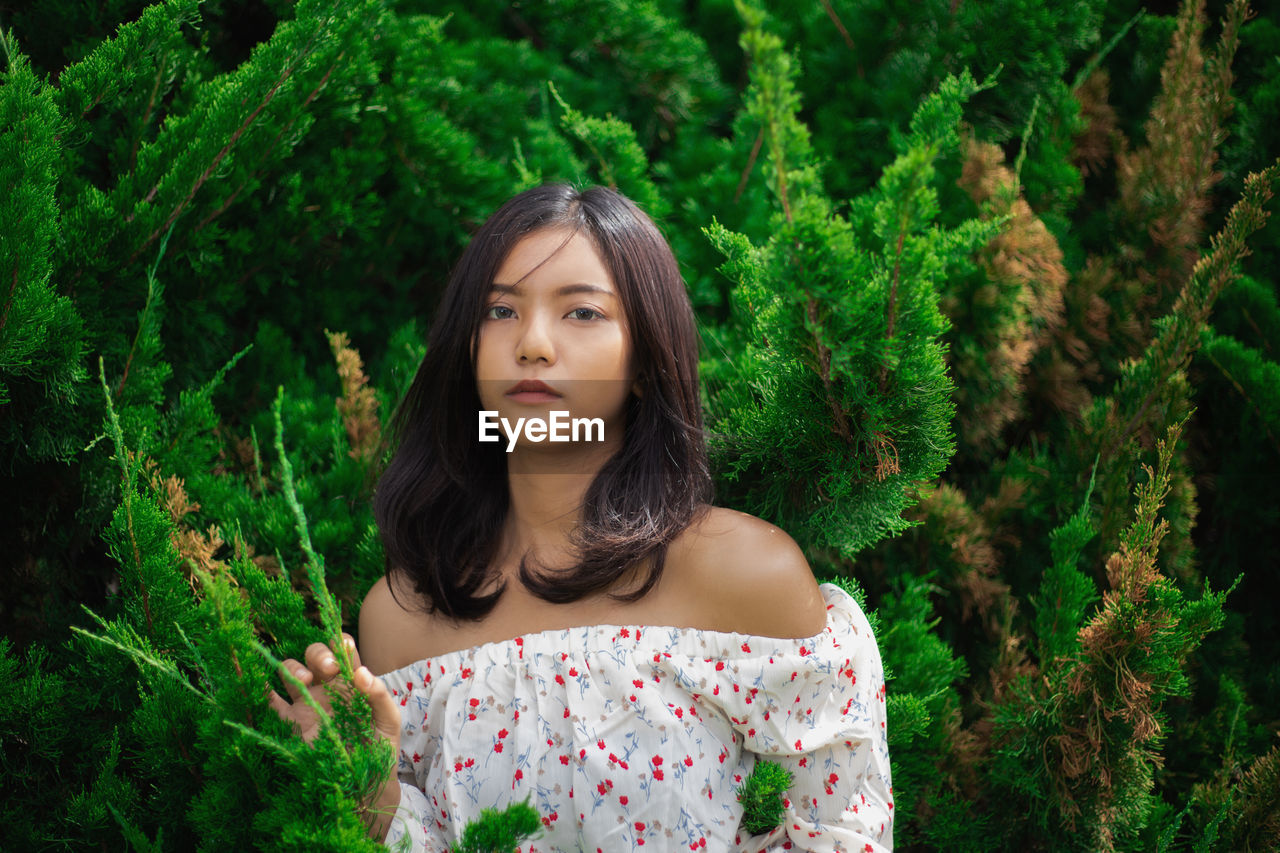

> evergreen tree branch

[
  {"left": 193, "top": 57, "right": 342, "bottom": 234},
  {"left": 124, "top": 0, "right": 354, "bottom": 266},
  {"left": 1098, "top": 163, "right": 1276, "bottom": 465},
  {"left": 271, "top": 385, "right": 348, "bottom": 670},
  {"left": 98, "top": 356, "right": 152, "bottom": 633},
  {"left": 818, "top": 0, "right": 856, "bottom": 51}
]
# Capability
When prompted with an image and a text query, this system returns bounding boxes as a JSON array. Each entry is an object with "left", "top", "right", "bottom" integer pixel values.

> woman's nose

[{"left": 516, "top": 315, "right": 556, "bottom": 364}]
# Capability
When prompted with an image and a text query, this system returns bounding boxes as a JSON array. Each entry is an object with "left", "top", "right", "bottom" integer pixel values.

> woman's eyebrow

[{"left": 489, "top": 282, "right": 616, "bottom": 298}]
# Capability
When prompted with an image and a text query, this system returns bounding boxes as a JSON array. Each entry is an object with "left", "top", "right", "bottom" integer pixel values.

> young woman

[{"left": 269, "top": 184, "right": 893, "bottom": 851}]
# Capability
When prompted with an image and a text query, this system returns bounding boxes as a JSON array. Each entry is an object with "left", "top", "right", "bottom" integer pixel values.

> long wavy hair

[{"left": 374, "top": 183, "right": 712, "bottom": 620}]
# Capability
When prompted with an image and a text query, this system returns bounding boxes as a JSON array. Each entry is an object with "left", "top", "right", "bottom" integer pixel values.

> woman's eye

[
  {"left": 568, "top": 307, "right": 602, "bottom": 321},
  {"left": 484, "top": 305, "right": 514, "bottom": 320}
]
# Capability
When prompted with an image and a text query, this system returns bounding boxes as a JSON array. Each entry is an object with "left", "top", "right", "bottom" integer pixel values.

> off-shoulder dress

[{"left": 377, "top": 582, "right": 893, "bottom": 852}]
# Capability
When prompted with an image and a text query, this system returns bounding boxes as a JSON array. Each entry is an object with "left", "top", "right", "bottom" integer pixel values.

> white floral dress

[{"left": 379, "top": 582, "right": 893, "bottom": 852}]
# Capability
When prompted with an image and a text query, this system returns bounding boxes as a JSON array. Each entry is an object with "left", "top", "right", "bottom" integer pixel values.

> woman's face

[{"left": 474, "top": 227, "right": 637, "bottom": 452}]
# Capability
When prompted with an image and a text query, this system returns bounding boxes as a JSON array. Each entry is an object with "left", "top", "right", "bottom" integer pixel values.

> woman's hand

[
  {"left": 267, "top": 633, "right": 401, "bottom": 755},
  {"left": 267, "top": 634, "right": 405, "bottom": 839}
]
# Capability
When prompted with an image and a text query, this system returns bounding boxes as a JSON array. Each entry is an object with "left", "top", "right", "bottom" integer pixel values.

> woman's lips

[
  {"left": 505, "top": 390, "right": 562, "bottom": 404},
  {"left": 504, "top": 380, "right": 562, "bottom": 404}
]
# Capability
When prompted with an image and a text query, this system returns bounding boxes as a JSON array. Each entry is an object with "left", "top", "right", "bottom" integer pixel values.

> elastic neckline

[{"left": 380, "top": 581, "right": 852, "bottom": 681}]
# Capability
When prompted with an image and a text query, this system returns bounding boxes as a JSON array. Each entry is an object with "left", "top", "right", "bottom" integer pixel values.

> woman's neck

[{"left": 499, "top": 439, "right": 621, "bottom": 571}]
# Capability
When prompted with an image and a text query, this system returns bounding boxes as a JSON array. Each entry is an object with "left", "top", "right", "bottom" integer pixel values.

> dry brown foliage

[
  {"left": 907, "top": 482, "right": 1009, "bottom": 640},
  {"left": 1234, "top": 744, "right": 1280, "bottom": 848},
  {"left": 1114, "top": 0, "right": 1247, "bottom": 316},
  {"left": 1072, "top": 68, "right": 1118, "bottom": 179},
  {"left": 326, "top": 329, "right": 382, "bottom": 465},
  {"left": 1045, "top": 421, "right": 1189, "bottom": 845},
  {"left": 953, "top": 137, "right": 1068, "bottom": 446},
  {"left": 140, "top": 457, "right": 236, "bottom": 593}
]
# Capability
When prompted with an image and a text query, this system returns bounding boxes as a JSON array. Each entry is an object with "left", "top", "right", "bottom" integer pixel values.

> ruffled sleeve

[
  {"left": 380, "top": 657, "right": 450, "bottom": 853},
  {"left": 659, "top": 583, "right": 894, "bottom": 852},
  {"left": 382, "top": 779, "right": 437, "bottom": 852}
]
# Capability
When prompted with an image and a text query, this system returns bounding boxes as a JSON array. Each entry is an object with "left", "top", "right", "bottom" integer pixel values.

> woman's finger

[
  {"left": 355, "top": 666, "right": 401, "bottom": 744},
  {"left": 304, "top": 641, "right": 339, "bottom": 681},
  {"left": 338, "top": 633, "right": 361, "bottom": 670},
  {"left": 266, "top": 688, "right": 292, "bottom": 719},
  {"left": 278, "top": 658, "right": 312, "bottom": 702}
]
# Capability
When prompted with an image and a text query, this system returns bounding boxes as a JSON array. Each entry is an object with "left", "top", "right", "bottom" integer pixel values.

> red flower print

[
  {"left": 494, "top": 743, "right": 504, "bottom": 753},
  {"left": 469, "top": 698, "right": 480, "bottom": 707},
  {"left": 653, "top": 769, "right": 664, "bottom": 780},
  {"left": 715, "top": 661, "right": 725, "bottom": 671},
  {"left": 747, "top": 728, "right": 756, "bottom": 737},
  {"left": 412, "top": 752, "right": 421, "bottom": 763},
  {"left": 798, "top": 757, "right": 808, "bottom": 768},
  {"left": 684, "top": 755, "right": 694, "bottom": 767},
  {"left": 741, "top": 642, "right": 751, "bottom": 653},
  {"left": 454, "top": 761, "right": 463, "bottom": 772},
  {"left": 460, "top": 667, "right": 472, "bottom": 679},
  {"left": 499, "top": 728, "right": 509, "bottom": 739},
  {"left": 560, "top": 754, "right": 570, "bottom": 765},
  {"left": 864, "top": 846, "right": 873, "bottom": 852},
  {"left": 652, "top": 755, "right": 663, "bottom": 766},
  {"left": 675, "top": 707, "right": 684, "bottom": 718},
  {"left": 633, "top": 679, "right": 644, "bottom": 688},
  {"left": 597, "top": 739, "right": 606, "bottom": 750},
  {"left": 635, "top": 821, "right": 645, "bottom": 831},
  {"left": 597, "top": 782, "right": 608, "bottom": 795},
  {"left": 555, "top": 674, "right": 565, "bottom": 686},
  {"left": 579, "top": 748, "right": 586, "bottom": 759},
  {"left": 406, "top": 681, "right": 413, "bottom": 690},
  {"left": 799, "top": 646, "right": 810, "bottom": 656},
  {"left": 619, "top": 795, "right": 627, "bottom": 805},
  {"left": 465, "top": 758, "right": 475, "bottom": 768},
  {"left": 514, "top": 769, "right": 523, "bottom": 781},
  {"left": 569, "top": 667, "right": 578, "bottom": 676},
  {"left": 620, "top": 628, "right": 629, "bottom": 638},
  {"left": 713, "top": 685, "right": 720, "bottom": 695},
  {"left": 795, "top": 739, "right": 803, "bottom": 749}
]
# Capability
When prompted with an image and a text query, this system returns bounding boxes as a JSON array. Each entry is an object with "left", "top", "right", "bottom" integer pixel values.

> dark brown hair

[{"left": 374, "top": 183, "right": 711, "bottom": 620}]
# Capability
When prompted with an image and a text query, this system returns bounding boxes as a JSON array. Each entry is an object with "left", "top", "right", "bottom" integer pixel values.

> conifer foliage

[{"left": 2, "top": 0, "right": 1278, "bottom": 850}]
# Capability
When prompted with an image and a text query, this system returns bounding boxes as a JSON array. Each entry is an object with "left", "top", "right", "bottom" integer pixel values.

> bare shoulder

[
  {"left": 359, "top": 573, "right": 434, "bottom": 676},
  {"left": 667, "top": 507, "right": 827, "bottom": 639}
]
